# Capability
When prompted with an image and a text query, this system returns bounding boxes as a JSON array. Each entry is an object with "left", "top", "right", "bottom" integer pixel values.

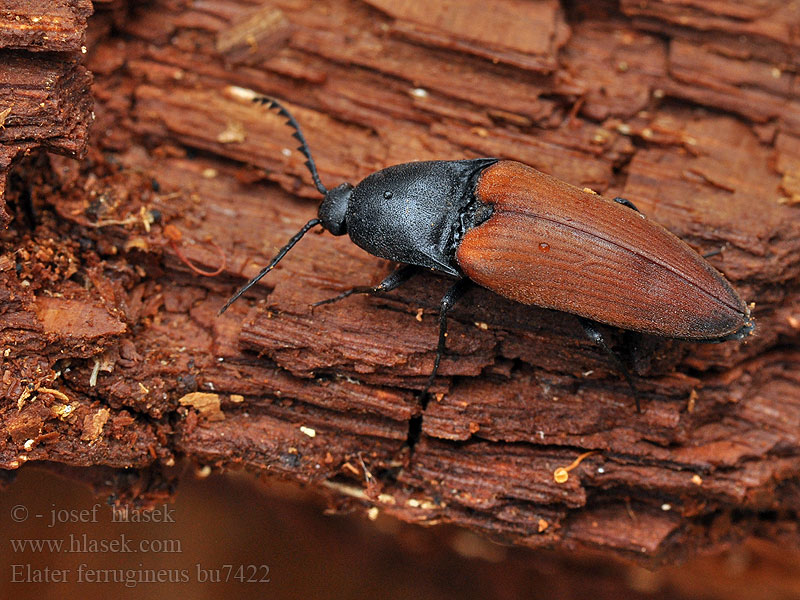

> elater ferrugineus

[{"left": 219, "top": 91, "right": 754, "bottom": 412}]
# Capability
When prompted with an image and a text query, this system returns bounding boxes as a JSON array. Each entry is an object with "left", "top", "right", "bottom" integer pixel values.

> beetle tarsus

[
  {"left": 578, "top": 318, "right": 641, "bottom": 413},
  {"left": 613, "top": 196, "right": 640, "bottom": 212},
  {"left": 702, "top": 247, "right": 724, "bottom": 259},
  {"left": 311, "top": 265, "right": 419, "bottom": 308}
]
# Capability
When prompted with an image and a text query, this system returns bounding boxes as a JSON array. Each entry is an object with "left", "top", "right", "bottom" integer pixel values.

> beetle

[{"left": 220, "top": 94, "right": 755, "bottom": 410}]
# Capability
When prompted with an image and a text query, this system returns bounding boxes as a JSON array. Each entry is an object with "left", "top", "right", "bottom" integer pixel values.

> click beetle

[{"left": 220, "top": 93, "right": 754, "bottom": 410}]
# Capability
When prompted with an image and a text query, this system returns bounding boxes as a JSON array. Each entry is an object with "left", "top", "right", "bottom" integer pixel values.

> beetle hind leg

[
  {"left": 312, "top": 264, "right": 419, "bottom": 308},
  {"left": 577, "top": 317, "right": 641, "bottom": 412},
  {"left": 613, "top": 196, "right": 640, "bottom": 212}
]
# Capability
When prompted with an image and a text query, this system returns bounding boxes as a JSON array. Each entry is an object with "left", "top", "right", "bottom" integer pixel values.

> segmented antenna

[
  {"left": 218, "top": 218, "right": 322, "bottom": 314},
  {"left": 253, "top": 95, "right": 328, "bottom": 196}
]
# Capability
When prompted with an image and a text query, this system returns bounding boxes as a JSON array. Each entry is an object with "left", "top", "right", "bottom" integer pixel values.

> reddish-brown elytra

[
  {"left": 221, "top": 93, "right": 755, "bottom": 410},
  {"left": 459, "top": 161, "right": 750, "bottom": 340}
]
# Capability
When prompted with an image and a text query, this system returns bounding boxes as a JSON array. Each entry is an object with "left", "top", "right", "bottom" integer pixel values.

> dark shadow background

[{"left": 2, "top": 465, "right": 799, "bottom": 600}]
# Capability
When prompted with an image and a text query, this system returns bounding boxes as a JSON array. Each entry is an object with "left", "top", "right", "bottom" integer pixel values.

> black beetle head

[{"left": 318, "top": 182, "right": 353, "bottom": 236}]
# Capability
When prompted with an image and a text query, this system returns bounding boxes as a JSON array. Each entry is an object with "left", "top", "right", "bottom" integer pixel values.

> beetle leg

[
  {"left": 613, "top": 196, "right": 640, "bottom": 212},
  {"left": 312, "top": 264, "right": 419, "bottom": 308},
  {"left": 425, "top": 278, "right": 473, "bottom": 393},
  {"left": 577, "top": 317, "right": 641, "bottom": 413}
]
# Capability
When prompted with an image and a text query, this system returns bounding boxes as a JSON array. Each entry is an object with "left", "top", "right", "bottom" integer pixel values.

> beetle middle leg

[
  {"left": 577, "top": 317, "right": 641, "bottom": 412},
  {"left": 312, "top": 264, "right": 420, "bottom": 308},
  {"left": 425, "top": 278, "right": 473, "bottom": 394}
]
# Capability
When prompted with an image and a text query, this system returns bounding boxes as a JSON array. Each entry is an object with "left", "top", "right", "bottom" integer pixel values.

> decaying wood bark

[
  {"left": 0, "top": 1, "right": 94, "bottom": 228},
  {"left": 1, "top": 0, "right": 799, "bottom": 563}
]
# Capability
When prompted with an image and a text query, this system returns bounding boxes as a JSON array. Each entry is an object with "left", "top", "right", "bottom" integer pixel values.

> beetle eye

[{"left": 383, "top": 191, "right": 393, "bottom": 199}]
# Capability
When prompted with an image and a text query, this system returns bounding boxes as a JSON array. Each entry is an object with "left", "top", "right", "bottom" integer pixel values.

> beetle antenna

[
  {"left": 252, "top": 95, "right": 328, "bottom": 196},
  {"left": 219, "top": 218, "right": 322, "bottom": 314}
]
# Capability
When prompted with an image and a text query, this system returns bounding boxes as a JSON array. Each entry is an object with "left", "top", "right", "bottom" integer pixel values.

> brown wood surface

[{"left": 1, "top": 0, "right": 799, "bottom": 564}]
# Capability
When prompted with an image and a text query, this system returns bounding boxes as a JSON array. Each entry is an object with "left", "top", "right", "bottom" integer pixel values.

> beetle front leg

[
  {"left": 577, "top": 317, "right": 641, "bottom": 412},
  {"left": 312, "top": 264, "right": 420, "bottom": 308}
]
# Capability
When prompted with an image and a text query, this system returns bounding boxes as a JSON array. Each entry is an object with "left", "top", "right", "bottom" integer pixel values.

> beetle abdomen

[{"left": 456, "top": 161, "right": 749, "bottom": 339}]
